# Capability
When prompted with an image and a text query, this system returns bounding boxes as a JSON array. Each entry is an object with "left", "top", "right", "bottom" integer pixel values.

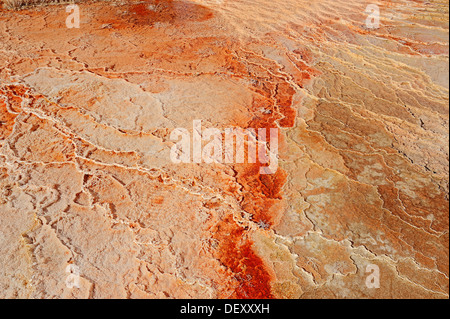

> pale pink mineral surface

[{"left": 0, "top": 0, "right": 448, "bottom": 298}]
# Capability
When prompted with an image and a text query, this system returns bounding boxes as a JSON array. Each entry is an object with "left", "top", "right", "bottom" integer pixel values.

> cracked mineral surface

[{"left": 0, "top": 0, "right": 449, "bottom": 299}]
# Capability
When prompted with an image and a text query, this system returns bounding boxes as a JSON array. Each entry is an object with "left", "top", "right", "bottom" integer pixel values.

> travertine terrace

[{"left": 0, "top": 0, "right": 448, "bottom": 298}]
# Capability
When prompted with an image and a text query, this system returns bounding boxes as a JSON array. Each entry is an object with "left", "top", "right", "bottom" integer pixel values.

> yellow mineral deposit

[{"left": 0, "top": 0, "right": 448, "bottom": 299}]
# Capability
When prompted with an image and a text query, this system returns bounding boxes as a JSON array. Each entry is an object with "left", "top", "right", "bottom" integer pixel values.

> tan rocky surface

[{"left": 0, "top": 0, "right": 448, "bottom": 298}]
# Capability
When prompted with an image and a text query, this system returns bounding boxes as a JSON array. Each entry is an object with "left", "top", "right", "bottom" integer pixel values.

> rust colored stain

[
  {"left": 151, "top": 196, "right": 165, "bottom": 205},
  {"left": 235, "top": 163, "right": 287, "bottom": 227},
  {"left": 213, "top": 215, "right": 274, "bottom": 299},
  {"left": 277, "top": 83, "right": 297, "bottom": 127},
  {"left": 100, "top": 0, "right": 213, "bottom": 29},
  {"left": 0, "top": 85, "right": 26, "bottom": 140},
  {"left": 212, "top": 45, "right": 318, "bottom": 298},
  {"left": 279, "top": 106, "right": 297, "bottom": 127}
]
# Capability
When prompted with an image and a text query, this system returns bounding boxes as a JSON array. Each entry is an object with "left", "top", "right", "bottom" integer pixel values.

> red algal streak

[
  {"left": 0, "top": 85, "right": 26, "bottom": 140},
  {"left": 214, "top": 215, "right": 274, "bottom": 299},
  {"left": 213, "top": 45, "right": 316, "bottom": 298}
]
